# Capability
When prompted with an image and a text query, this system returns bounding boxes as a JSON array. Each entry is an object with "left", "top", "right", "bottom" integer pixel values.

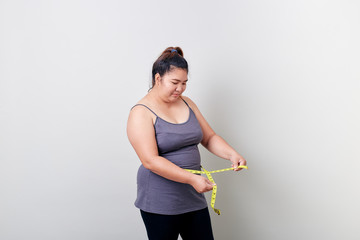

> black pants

[{"left": 140, "top": 207, "right": 214, "bottom": 240}]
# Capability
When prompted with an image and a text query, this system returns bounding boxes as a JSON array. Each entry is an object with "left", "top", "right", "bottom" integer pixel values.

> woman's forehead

[{"left": 164, "top": 68, "right": 188, "bottom": 78}]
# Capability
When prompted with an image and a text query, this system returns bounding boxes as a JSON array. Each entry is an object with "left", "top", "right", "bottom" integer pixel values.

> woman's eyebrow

[{"left": 172, "top": 79, "right": 188, "bottom": 82}]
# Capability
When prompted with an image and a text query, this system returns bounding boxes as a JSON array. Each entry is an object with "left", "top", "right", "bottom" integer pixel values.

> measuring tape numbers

[{"left": 185, "top": 165, "right": 248, "bottom": 215}]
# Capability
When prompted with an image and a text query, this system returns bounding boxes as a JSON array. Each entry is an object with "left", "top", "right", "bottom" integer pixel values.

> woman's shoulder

[{"left": 129, "top": 96, "right": 157, "bottom": 122}]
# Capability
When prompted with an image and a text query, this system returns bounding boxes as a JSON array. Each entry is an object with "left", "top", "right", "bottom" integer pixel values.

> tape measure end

[{"left": 239, "top": 166, "right": 248, "bottom": 170}]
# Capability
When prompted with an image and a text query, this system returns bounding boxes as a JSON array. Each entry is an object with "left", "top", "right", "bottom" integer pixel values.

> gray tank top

[{"left": 133, "top": 99, "right": 208, "bottom": 215}]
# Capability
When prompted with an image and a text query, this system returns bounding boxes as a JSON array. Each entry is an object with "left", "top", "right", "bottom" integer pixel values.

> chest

[
  {"left": 154, "top": 106, "right": 190, "bottom": 124},
  {"left": 154, "top": 110, "right": 203, "bottom": 154}
]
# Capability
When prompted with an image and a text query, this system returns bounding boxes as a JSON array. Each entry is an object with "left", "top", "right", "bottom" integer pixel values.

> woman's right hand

[{"left": 190, "top": 175, "right": 215, "bottom": 193}]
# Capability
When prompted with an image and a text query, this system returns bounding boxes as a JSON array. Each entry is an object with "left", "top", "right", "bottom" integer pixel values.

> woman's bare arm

[{"left": 182, "top": 96, "right": 247, "bottom": 170}]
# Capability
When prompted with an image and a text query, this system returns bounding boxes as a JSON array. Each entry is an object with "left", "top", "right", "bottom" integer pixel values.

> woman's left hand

[{"left": 230, "top": 154, "right": 247, "bottom": 171}]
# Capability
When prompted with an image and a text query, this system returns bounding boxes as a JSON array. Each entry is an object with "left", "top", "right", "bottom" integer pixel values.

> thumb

[
  {"left": 232, "top": 161, "right": 239, "bottom": 171},
  {"left": 205, "top": 178, "right": 216, "bottom": 186}
]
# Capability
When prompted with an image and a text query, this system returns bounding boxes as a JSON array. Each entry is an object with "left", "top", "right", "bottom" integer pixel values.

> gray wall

[{"left": 1, "top": 0, "right": 359, "bottom": 239}]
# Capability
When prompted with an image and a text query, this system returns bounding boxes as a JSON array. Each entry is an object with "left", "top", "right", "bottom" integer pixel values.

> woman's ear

[{"left": 155, "top": 73, "right": 161, "bottom": 86}]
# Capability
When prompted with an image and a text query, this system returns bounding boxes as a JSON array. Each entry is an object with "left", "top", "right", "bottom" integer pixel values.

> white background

[{"left": 1, "top": 0, "right": 359, "bottom": 239}]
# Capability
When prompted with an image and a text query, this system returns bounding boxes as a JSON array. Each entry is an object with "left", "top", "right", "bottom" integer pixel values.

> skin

[{"left": 127, "top": 67, "right": 247, "bottom": 193}]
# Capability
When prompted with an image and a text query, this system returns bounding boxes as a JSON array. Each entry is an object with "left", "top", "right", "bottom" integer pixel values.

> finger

[
  {"left": 205, "top": 178, "right": 213, "bottom": 185},
  {"left": 236, "top": 164, "right": 245, "bottom": 171},
  {"left": 232, "top": 161, "right": 239, "bottom": 171},
  {"left": 206, "top": 181, "right": 215, "bottom": 187},
  {"left": 237, "top": 158, "right": 247, "bottom": 171},
  {"left": 206, "top": 184, "right": 214, "bottom": 192},
  {"left": 240, "top": 159, "right": 247, "bottom": 166},
  {"left": 206, "top": 181, "right": 215, "bottom": 190},
  {"left": 236, "top": 163, "right": 245, "bottom": 171}
]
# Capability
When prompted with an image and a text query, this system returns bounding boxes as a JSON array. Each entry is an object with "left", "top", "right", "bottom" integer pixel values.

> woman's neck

[{"left": 147, "top": 88, "right": 178, "bottom": 108}]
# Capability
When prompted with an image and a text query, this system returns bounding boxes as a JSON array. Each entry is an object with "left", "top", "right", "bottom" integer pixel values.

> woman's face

[{"left": 156, "top": 68, "right": 188, "bottom": 102}]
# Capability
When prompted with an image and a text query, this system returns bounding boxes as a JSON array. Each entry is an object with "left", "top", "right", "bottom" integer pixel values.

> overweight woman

[{"left": 127, "top": 47, "right": 247, "bottom": 240}]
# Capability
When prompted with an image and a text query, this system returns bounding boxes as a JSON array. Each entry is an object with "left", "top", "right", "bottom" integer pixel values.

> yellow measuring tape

[{"left": 185, "top": 165, "right": 248, "bottom": 215}]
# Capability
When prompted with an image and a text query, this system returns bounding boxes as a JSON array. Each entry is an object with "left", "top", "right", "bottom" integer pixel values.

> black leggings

[{"left": 140, "top": 207, "right": 214, "bottom": 240}]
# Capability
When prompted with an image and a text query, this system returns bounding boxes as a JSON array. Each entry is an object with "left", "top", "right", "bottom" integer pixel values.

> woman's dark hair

[{"left": 151, "top": 47, "right": 188, "bottom": 89}]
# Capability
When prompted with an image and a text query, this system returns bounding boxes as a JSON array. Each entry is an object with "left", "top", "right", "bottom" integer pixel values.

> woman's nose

[
  {"left": 175, "top": 85, "right": 181, "bottom": 91},
  {"left": 176, "top": 84, "right": 185, "bottom": 92}
]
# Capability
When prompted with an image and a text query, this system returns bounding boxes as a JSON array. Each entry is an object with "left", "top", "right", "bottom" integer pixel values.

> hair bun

[
  {"left": 162, "top": 47, "right": 184, "bottom": 57},
  {"left": 174, "top": 47, "right": 184, "bottom": 57}
]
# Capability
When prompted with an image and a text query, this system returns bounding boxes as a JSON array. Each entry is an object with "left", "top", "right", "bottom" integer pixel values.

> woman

[{"left": 127, "top": 47, "right": 247, "bottom": 240}]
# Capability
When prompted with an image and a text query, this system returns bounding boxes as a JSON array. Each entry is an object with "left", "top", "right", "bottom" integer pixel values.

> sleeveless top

[{"left": 133, "top": 99, "right": 208, "bottom": 215}]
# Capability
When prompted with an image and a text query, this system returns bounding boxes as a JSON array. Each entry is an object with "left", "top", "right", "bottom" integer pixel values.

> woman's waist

[{"left": 160, "top": 150, "right": 201, "bottom": 169}]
